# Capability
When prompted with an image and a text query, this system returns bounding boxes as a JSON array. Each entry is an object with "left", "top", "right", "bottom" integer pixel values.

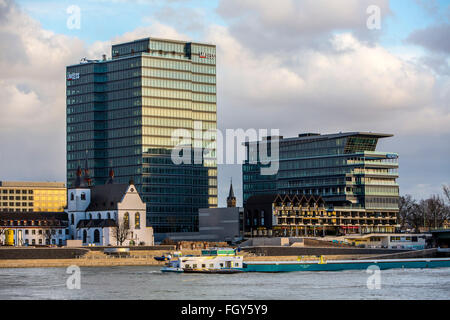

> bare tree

[
  {"left": 406, "top": 202, "right": 424, "bottom": 233},
  {"left": 399, "top": 195, "right": 416, "bottom": 230},
  {"left": 112, "top": 220, "right": 130, "bottom": 246},
  {"left": 0, "top": 229, "right": 5, "bottom": 246},
  {"left": 43, "top": 229, "right": 54, "bottom": 246},
  {"left": 443, "top": 185, "right": 450, "bottom": 204},
  {"left": 416, "top": 196, "right": 449, "bottom": 230}
]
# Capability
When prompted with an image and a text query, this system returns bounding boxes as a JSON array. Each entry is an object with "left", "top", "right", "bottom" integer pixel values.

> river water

[{"left": 0, "top": 266, "right": 449, "bottom": 300}]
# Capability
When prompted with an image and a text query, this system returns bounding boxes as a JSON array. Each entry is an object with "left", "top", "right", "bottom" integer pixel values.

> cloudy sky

[{"left": 0, "top": 0, "right": 449, "bottom": 206}]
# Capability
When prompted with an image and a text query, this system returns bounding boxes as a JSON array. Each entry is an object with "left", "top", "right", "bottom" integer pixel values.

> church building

[{"left": 66, "top": 167, "right": 154, "bottom": 246}]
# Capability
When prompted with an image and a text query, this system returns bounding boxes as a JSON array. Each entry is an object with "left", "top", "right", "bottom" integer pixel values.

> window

[
  {"left": 107, "top": 212, "right": 111, "bottom": 219},
  {"left": 81, "top": 193, "right": 86, "bottom": 200},
  {"left": 97, "top": 213, "right": 101, "bottom": 219},
  {"left": 70, "top": 193, "right": 74, "bottom": 201},
  {"left": 83, "top": 230, "right": 87, "bottom": 243},
  {"left": 71, "top": 214, "right": 74, "bottom": 225},
  {"left": 124, "top": 213, "right": 129, "bottom": 228},
  {"left": 135, "top": 212, "right": 140, "bottom": 229},
  {"left": 32, "top": 239, "right": 36, "bottom": 245},
  {"left": 93, "top": 229, "right": 100, "bottom": 243}
]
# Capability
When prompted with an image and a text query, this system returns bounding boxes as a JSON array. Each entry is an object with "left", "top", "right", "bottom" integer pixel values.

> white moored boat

[{"left": 160, "top": 248, "right": 244, "bottom": 274}]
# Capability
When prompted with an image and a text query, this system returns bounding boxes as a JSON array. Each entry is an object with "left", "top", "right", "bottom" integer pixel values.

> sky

[{"left": 0, "top": 0, "right": 449, "bottom": 207}]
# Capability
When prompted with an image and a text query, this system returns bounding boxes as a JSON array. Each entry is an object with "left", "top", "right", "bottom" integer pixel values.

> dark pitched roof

[
  {"left": 77, "top": 219, "right": 117, "bottom": 229},
  {"left": 0, "top": 211, "right": 68, "bottom": 227},
  {"left": 0, "top": 211, "right": 68, "bottom": 221},
  {"left": 86, "top": 184, "right": 130, "bottom": 211}
]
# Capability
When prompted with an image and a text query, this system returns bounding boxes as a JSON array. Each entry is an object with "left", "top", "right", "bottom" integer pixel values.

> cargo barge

[{"left": 242, "top": 257, "right": 450, "bottom": 272}]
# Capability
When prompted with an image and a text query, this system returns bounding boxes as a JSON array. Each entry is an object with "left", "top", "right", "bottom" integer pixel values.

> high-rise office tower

[{"left": 66, "top": 37, "right": 217, "bottom": 239}]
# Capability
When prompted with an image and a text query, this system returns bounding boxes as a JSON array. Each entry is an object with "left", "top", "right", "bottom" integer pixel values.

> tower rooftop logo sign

[{"left": 67, "top": 73, "right": 80, "bottom": 81}]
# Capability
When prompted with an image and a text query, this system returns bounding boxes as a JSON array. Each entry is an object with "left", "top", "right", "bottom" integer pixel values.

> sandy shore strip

[{"left": 0, "top": 250, "right": 379, "bottom": 268}]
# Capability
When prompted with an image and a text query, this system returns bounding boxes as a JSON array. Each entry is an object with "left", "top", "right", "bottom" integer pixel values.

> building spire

[
  {"left": 84, "top": 149, "right": 92, "bottom": 187},
  {"left": 74, "top": 165, "right": 83, "bottom": 188},
  {"left": 106, "top": 168, "right": 115, "bottom": 184},
  {"left": 227, "top": 178, "right": 236, "bottom": 208}
]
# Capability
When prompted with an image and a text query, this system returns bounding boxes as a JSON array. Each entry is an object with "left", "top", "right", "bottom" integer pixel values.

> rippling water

[{"left": 0, "top": 266, "right": 449, "bottom": 300}]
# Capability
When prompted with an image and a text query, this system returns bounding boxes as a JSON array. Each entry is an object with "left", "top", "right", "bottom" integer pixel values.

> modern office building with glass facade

[
  {"left": 66, "top": 37, "right": 217, "bottom": 238},
  {"left": 243, "top": 132, "right": 400, "bottom": 234}
]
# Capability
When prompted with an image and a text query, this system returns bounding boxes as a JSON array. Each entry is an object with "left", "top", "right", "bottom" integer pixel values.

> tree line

[{"left": 399, "top": 185, "right": 450, "bottom": 232}]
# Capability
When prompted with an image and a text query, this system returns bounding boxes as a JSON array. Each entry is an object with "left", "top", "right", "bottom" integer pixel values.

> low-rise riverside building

[
  {"left": 0, "top": 181, "right": 67, "bottom": 212},
  {"left": 159, "top": 182, "right": 244, "bottom": 243},
  {"left": 0, "top": 212, "right": 69, "bottom": 246},
  {"left": 244, "top": 194, "right": 398, "bottom": 238},
  {"left": 0, "top": 168, "right": 154, "bottom": 247},
  {"left": 343, "top": 233, "right": 429, "bottom": 249}
]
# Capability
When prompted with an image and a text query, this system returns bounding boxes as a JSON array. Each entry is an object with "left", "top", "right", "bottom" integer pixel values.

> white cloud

[
  {"left": 0, "top": 0, "right": 86, "bottom": 181},
  {"left": 207, "top": 25, "right": 447, "bottom": 137},
  {"left": 0, "top": 0, "right": 448, "bottom": 203}
]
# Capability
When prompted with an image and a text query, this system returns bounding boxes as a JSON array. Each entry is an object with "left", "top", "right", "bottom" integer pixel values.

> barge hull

[{"left": 243, "top": 258, "right": 450, "bottom": 272}]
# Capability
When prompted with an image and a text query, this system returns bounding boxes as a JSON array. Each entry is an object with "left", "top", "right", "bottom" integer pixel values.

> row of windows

[
  {"left": 143, "top": 176, "right": 207, "bottom": 185},
  {"left": 108, "top": 69, "right": 140, "bottom": 82},
  {"left": 143, "top": 98, "right": 216, "bottom": 112},
  {"left": 113, "top": 40, "right": 148, "bottom": 56},
  {"left": 0, "top": 202, "right": 33, "bottom": 207},
  {"left": 142, "top": 78, "right": 216, "bottom": 94},
  {"left": 107, "top": 88, "right": 140, "bottom": 100},
  {"left": 109, "top": 137, "right": 141, "bottom": 148},
  {"left": 280, "top": 158, "right": 348, "bottom": 170},
  {"left": 364, "top": 186, "right": 399, "bottom": 195},
  {"left": 67, "top": 103, "right": 106, "bottom": 115},
  {"left": 142, "top": 57, "right": 216, "bottom": 74},
  {"left": 142, "top": 186, "right": 210, "bottom": 195},
  {"left": 108, "top": 98, "right": 141, "bottom": 110},
  {"left": 107, "top": 78, "right": 141, "bottom": 91},
  {"left": 275, "top": 177, "right": 346, "bottom": 188},
  {"left": 107, "top": 108, "right": 139, "bottom": 120},
  {"left": 107, "top": 127, "right": 141, "bottom": 139},
  {"left": 1, "top": 195, "right": 34, "bottom": 200},
  {"left": 107, "top": 58, "right": 141, "bottom": 72},
  {"left": 67, "top": 122, "right": 95, "bottom": 133},
  {"left": 276, "top": 167, "right": 350, "bottom": 179},
  {"left": 149, "top": 40, "right": 185, "bottom": 54},
  {"left": 142, "top": 68, "right": 216, "bottom": 84},
  {"left": 190, "top": 44, "right": 216, "bottom": 55},
  {"left": 1, "top": 189, "right": 34, "bottom": 194}
]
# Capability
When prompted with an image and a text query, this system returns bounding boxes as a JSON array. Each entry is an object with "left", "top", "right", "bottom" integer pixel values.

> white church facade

[{"left": 66, "top": 168, "right": 154, "bottom": 246}]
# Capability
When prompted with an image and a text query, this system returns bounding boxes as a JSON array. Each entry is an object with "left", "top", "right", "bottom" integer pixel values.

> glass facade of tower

[
  {"left": 66, "top": 38, "right": 217, "bottom": 236},
  {"left": 243, "top": 133, "right": 399, "bottom": 211}
]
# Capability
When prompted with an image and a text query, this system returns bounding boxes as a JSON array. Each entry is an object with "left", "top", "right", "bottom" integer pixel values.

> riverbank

[{"left": 0, "top": 250, "right": 379, "bottom": 268}]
